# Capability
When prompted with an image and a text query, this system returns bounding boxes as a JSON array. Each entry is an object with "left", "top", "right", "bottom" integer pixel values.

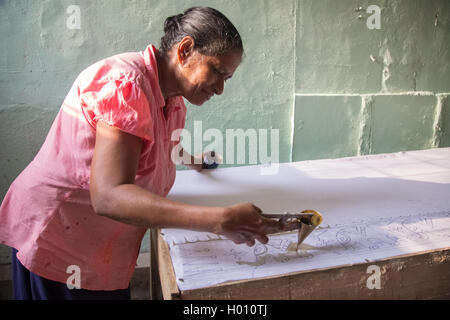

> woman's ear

[{"left": 176, "top": 36, "right": 195, "bottom": 66}]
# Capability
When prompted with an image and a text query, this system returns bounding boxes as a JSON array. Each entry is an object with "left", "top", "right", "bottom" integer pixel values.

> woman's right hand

[{"left": 215, "top": 202, "right": 287, "bottom": 246}]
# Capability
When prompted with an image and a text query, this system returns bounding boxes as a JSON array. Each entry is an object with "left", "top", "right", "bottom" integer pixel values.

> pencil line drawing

[{"left": 165, "top": 210, "right": 450, "bottom": 290}]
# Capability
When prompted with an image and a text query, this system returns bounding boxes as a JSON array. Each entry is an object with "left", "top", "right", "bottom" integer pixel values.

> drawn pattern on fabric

[{"left": 164, "top": 210, "right": 450, "bottom": 290}]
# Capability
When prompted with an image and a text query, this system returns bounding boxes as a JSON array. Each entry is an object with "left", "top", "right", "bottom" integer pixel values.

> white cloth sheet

[{"left": 162, "top": 148, "right": 450, "bottom": 291}]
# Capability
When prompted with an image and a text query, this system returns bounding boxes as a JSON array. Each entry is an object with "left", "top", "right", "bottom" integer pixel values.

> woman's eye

[{"left": 211, "top": 65, "right": 230, "bottom": 82}]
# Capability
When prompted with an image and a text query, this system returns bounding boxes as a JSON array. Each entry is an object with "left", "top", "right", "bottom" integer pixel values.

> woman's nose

[{"left": 214, "top": 79, "right": 224, "bottom": 95}]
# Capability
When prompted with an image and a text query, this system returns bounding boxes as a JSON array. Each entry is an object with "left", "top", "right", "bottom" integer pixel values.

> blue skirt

[{"left": 11, "top": 248, "right": 130, "bottom": 300}]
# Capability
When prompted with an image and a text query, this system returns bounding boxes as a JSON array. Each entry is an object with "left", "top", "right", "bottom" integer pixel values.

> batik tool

[{"left": 262, "top": 210, "right": 323, "bottom": 250}]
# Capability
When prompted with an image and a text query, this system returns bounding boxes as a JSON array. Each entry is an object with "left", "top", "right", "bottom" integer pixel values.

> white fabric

[{"left": 163, "top": 148, "right": 450, "bottom": 291}]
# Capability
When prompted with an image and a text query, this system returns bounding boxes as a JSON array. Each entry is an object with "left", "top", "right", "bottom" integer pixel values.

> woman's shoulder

[{"left": 78, "top": 50, "right": 148, "bottom": 86}]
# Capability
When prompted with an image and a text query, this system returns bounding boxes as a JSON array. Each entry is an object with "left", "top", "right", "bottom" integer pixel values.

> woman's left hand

[
  {"left": 182, "top": 150, "right": 221, "bottom": 172},
  {"left": 186, "top": 155, "right": 204, "bottom": 172}
]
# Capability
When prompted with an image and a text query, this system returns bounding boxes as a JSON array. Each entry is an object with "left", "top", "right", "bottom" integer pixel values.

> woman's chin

[{"left": 186, "top": 96, "right": 208, "bottom": 106}]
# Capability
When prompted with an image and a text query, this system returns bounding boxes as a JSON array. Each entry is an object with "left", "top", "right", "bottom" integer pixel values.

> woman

[{"left": 0, "top": 7, "right": 286, "bottom": 300}]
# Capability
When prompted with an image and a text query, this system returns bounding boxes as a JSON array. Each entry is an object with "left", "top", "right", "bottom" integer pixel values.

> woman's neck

[{"left": 156, "top": 51, "right": 183, "bottom": 101}]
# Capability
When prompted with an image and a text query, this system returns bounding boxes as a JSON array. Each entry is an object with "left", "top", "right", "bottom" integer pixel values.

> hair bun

[{"left": 164, "top": 13, "right": 183, "bottom": 33}]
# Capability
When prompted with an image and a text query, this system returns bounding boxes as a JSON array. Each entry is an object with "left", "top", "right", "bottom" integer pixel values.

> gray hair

[{"left": 160, "top": 7, "right": 244, "bottom": 56}]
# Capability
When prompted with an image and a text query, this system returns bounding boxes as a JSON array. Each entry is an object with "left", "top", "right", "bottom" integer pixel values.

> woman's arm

[{"left": 89, "top": 121, "right": 284, "bottom": 246}]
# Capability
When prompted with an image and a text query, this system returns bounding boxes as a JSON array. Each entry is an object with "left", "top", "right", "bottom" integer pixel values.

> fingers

[
  {"left": 258, "top": 217, "right": 286, "bottom": 235},
  {"left": 246, "top": 239, "right": 255, "bottom": 247},
  {"left": 224, "top": 202, "right": 287, "bottom": 247},
  {"left": 231, "top": 231, "right": 269, "bottom": 247},
  {"left": 231, "top": 233, "right": 250, "bottom": 245},
  {"left": 254, "top": 234, "right": 269, "bottom": 245},
  {"left": 252, "top": 204, "right": 263, "bottom": 214}
]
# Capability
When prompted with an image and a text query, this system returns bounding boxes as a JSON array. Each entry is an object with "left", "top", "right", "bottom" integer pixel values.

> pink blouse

[{"left": 0, "top": 45, "right": 186, "bottom": 290}]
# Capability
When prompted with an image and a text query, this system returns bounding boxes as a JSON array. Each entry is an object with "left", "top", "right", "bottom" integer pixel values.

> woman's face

[{"left": 178, "top": 48, "right": 242, "bottom": 106}]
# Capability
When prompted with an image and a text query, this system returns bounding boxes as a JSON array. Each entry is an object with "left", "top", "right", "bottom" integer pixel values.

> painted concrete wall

[
  {"left": 0, "top": 0, "right": 449, "bottom": 262},
  {"left": 293, "top": 0, "right": 450, "bottom": 161}
]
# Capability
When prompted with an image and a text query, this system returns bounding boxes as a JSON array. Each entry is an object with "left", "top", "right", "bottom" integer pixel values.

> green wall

[
  {"left": 293, "top": 0, "right": 450, "bottom": 161},
  {"left": 1, "top": 0, "right": 449, "bottom": 262}
]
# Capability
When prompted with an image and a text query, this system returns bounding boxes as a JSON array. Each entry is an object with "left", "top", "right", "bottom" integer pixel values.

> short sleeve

[{"left": 79, "top": 79, "right": 154, "bottom": 142}]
